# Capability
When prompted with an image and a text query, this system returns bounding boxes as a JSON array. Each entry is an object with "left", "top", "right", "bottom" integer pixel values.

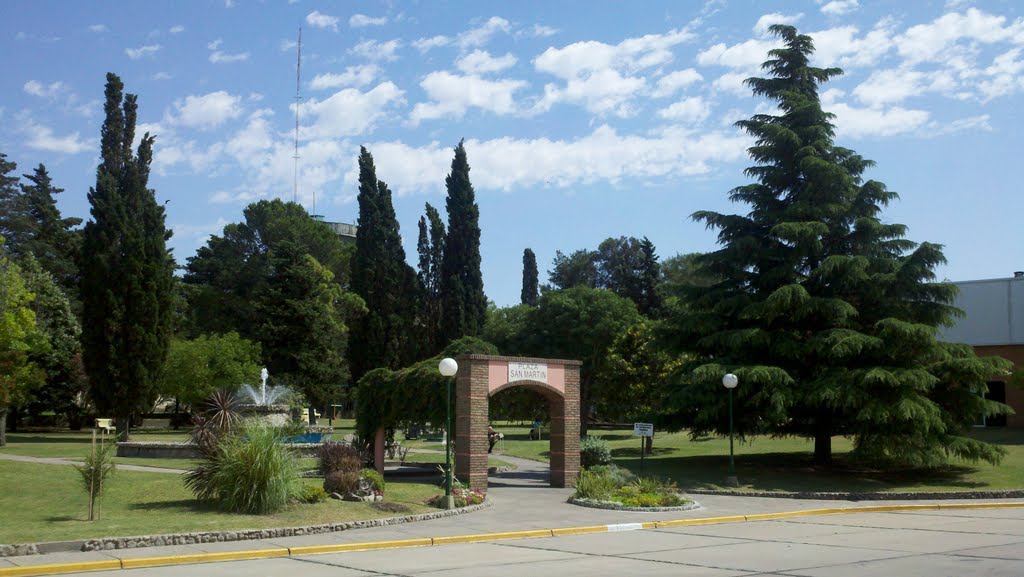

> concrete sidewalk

[{"left": 3, "top": 451, "right": 1024, "bottom": 574}]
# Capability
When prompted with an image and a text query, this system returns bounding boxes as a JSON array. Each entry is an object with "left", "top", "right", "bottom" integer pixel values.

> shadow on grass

[
  {"left": 614, "top": 452, "right": 986, "bottom": 493},
  {"left": 127, "top": 499, "right": 215, "bottom": 513},
  {"left": 6, "top": 434, "right": 94, "bottom": 445}
]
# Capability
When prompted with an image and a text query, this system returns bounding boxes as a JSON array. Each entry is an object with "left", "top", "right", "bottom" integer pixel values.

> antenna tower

[{"left": 293, "top": 27, "right": 302, "bottom": 204}]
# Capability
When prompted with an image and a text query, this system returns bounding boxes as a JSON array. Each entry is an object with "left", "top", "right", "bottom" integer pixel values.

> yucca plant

[{"left": 76, "top": 438, "right": 116, "bottom": 521}]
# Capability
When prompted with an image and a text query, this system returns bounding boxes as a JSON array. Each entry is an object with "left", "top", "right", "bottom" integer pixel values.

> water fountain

[{"left": 238, "top": 368, "right": 292, "bottom": 426}]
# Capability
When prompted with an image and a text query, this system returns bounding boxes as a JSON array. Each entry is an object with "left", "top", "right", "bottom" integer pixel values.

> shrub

[
  {"left": 324, "top": 470, "right": 360, "bottom": 495},
  {"left": 75, "top": 441, "right": 116, "bottom": 521},
  {"left": 580, "top": 435, "right": 612, "bottom": 468},
  {"left": 360, "top": 468, "right": 385, "bottom": 493},
  {"left": 185, "top": 422, "right": 301, "bottom": 514},
  {"left": 588, "top": 464, "right": 636, "bottom": 487},
  {"left": 299, "top": 484, "right": 329, "bottom": 503},
  {"left": 426, "top": 484, "right": 485, "bottom": 508},
  {"left": 318, "top": 442, "right": 362, "bottom": 475},
  {"left": 573, "top": 468, "right": 617, "bottom": 500}
]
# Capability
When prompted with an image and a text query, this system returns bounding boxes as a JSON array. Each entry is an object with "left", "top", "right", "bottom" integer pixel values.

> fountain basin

[
  {"left": 239, "top": 404, "right": 291, "bottom": 426},
  {"left": 116, "top": 442, "right": 200, "bottom": 459}
]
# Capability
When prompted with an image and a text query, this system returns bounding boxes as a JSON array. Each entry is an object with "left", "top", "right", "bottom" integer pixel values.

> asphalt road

[{"left": 40, "top": 506, "right": 1024, "bottom": 577}]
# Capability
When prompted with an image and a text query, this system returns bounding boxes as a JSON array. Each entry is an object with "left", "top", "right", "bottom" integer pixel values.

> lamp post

[
  {"left": 722, "top": 373, "right": 739, "bottom": 487},
  {"left": 438, "top": 357, "right": 458, "bottom": 510}
]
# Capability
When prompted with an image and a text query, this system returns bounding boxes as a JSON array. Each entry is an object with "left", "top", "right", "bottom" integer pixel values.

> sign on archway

[{"left": 453, "top": 354, "right": 582, "bottom": 491}]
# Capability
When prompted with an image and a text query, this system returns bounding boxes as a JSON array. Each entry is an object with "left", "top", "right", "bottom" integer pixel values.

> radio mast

[{"left": 293, "top": 27, "right": 302, "bottom": 204}]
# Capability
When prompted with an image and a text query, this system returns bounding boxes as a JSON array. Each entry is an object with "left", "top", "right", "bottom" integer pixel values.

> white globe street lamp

[
  {"left": 722, "top": 373, "right": 739, "bottom": 487},
  {"left": 438, "top": 358, "right": 458, "bottom": 509}
]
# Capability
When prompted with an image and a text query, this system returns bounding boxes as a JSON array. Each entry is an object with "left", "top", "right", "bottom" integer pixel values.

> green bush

[
  {"left": 360, "top": 468, "right": 385, "bottom": 493},
  {"left": 75, "top": 441, "right": 116, "bottom": 521},
  {"left": 588, "top": 464, "right": 636, "bottom": 487},
  {"left": 318, "top": 442, "right": 362, "bottom": 475},
  {"left": 573, "top": 468, "right": 617, "bottom": 500},
  {"left": 185, "top": 422, "right": 302, "bottom": 514},
  {"left": 580, "top": 436, "right": 612, "bottom": 468},
  {"left": 324, "top": 470, "right": 360, "bottom": 495},
  {"left": 299, "top": 484, "right": 329, "bottom": 503}
]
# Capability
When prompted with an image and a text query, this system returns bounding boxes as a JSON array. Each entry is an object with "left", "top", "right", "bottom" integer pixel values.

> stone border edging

[
  {"left": 685, "top": 489, "right": 1024, "bottom": 500},
  {"left": 568, "top": 496, "right": 702, "bottom": 512},
  {"left": 0, "top": 500, "right": 491, "bottom": 558}
]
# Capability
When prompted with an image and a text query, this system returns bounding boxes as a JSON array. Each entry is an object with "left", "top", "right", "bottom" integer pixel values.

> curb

[
  {"left": 685, "top": 489, "right": 1024, "bottom": 500},
  {"left": 2, "top": 501, "right": 1022, "bottom": 577}
]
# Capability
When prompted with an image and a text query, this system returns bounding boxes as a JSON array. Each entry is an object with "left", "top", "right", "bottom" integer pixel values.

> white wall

[{"left": 941, "top": 276, "right": 1024, "bottom": 346}]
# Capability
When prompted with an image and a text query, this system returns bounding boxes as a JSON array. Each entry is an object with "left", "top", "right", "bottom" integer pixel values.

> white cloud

[
  {"left": 309, "top": 64, "right": 379, "bottom": 90},
  {"left": 207, "top": 38, "right": 223, "bottom": 50},
  {"left": 301, "top": 82, "right": 405, "bottom": 138},
  {"left": 711, "top": 71, "right": 751, "bottom": 96},
  {"left": 153, "top": 72, "right": 173, "bottom": 80},
  {"left": 652, "top": 69, "right": 703, "bottom": 98},
  {"left": 530, "top": 24, "right": 558, "bottom": 37},
  {"left": 306, "top": 10, "right": 339, "bottom": 31},
  {"left": 410, "top": 72, "right": 527, "bottom": 124},
  {"left": 753, "top": 13, "right": 803, "bottom": 36},
  {"left": 154, "top": 140, "right": 225, "bottom": 175},
  {"left": 821, "top": 90, "right": 930, "bottom": 138},
  {"left": 89, "top": 24, "right": 107, "bottom": 33},
  {"left": 819, "top": 0, "right": 860, "bottom": 16},
  {"left": 125, "top": 44, "right": 161, "bottom": 59},
  {"left": 358, "top": 125, "right": 749, "bottom": 194},
  {"left": 977, "top": 48, "right": 1024, "bottom": 101},
  {"left": 173, "top": 91, "right": 243, "bottom": 129},
  {"left": 456, "top": 50, "right": 517, "bottom": 74},
  {"left": 534, "top": 28, "right": 693, "bottom": 115},
  {"left": 23, "top": 80, "right": 64, "bottom": 98},
  {"left": 169, "top": 25, "right": 185, "bottom": 34},
  {"left": 210, "top": 50, "right": 249, "bottom": 63},
  {"left": 897, "top": 8, "right": 1024, "bottom": 64},
  {"left": 351, "top": 39, "right": 401, "bottom": 61},
  {"left": 698, "top": 38, "right": 777, "bottom": 69},
  {"left": 658, "top": 96, "right": 711, "bottom": 123},
  {"left": 350, "top": 14, "right": 387, "bottom": 28},
  {"left": 226, "top": 111, "right": 275, "bottom": 161},
  {"left": 809, "top": 21, "right": 897, "bottom": 68},
  {"left": 458, "top": 16, "right": 511, "bottom": 50},
  {"left": 280, "top": 39, "right": 298, "bottom": 51},
  {"left": 19, "top": 117, "right": 91, "bottom": 154},
  {"left": 413, "top": 35, "right": 449, "bottom": 53}
]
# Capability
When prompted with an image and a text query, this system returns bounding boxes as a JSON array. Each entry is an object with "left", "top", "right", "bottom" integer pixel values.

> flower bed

[
  {"left": 425, "top": 483, "right": 485, "bottom": 508},
  {"left": 569, "top": 464, "right": 696, "bottom": 511}
]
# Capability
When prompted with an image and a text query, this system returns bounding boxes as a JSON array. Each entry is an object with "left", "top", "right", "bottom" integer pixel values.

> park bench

[{"left": 95, "top": 418, "right": 115, "bottom": 434}]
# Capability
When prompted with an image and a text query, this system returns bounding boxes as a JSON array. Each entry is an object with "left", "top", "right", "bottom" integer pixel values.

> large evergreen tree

[
  {"left": 521, "top": 248, "right": 538, "bottom": 306},
  {"left": 80, "top": 73, "right": 175, "bottom": 439},
  {"left": 19, "top": 165, "right": 82, "bottom": 292},
  {"left": 0, "top": 154, "right": 30, "bottom": 257},
  {"left": 666, "top": 26, "right": 1011, "bottom": 467},
  {"left": 349, "top": 147, "right": 418, "bottom": 382},
  {"left": 440, "top": 140, "right": 486, "bottom": 343},
  {"left": 416, "top": 202, "right": 446, "bottom": 357}
]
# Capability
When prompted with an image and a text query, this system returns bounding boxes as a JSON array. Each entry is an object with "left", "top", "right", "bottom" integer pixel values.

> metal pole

[
  {"left": 445, "top": 376, "right": 454, "bottom": 509},
  {"left": 727, "top": 387, "right": 738, "bottom": 486}
]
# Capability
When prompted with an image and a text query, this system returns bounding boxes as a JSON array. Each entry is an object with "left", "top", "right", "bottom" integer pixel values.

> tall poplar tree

[
  {"left": 440, "top": 140, "right": 486, "bottom": 343},
  {"left": 666, "top": 26, "right": 1011, "bottom": 467},
  {"left": 521, "top": 248, "right": 538, "bottom": 306},
  {"left": 349, "top": 147, "right": 418, "bottom": 382},
  {"left": 80, "top": 73, "right": 175, "bottom": 439}
]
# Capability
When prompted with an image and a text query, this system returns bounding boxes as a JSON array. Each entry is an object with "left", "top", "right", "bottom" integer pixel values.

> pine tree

[
  {"left": 521, "top": 248, "right": 538, "bottom": 306},
  {"left": 440, "top": 140, "right": 486, "bottom": 343},
  {"left": 349, "top": 147, "right": 418, "bottom": 382},
  {"left": 80, "top": 73, "right": 175, "bottom": 439},
  {"left": 0, "top": 154, "right": 30, "bottom": 258},
  {"left": 19, "top": 165, "right": 82, "bottom": 292},
  {"left": 636, "top": 237, "right": 662, "bottom": 317},
  {"left": 666, "top": 26, "right": 1011, "bottom": 468}
]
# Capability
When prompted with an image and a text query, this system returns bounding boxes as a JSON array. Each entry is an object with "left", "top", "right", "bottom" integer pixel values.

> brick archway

[{"left": 454, "top": 354, "right": 581, "bottom": 491}]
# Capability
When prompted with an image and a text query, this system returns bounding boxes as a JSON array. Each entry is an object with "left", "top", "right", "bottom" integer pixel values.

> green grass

[
  {"left": 491, "top": 423, "right": 1024, "bottom": 493},
  {"left": 0, "top": 460, "right": 444, "bottom": 544}
]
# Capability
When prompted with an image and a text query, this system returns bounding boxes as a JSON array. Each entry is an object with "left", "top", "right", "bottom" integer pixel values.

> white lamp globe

[
  {"left": 722, "top": 373, "right": 738, "bottom": 389},
  {"left": 439, "top": 357, "right": 459, "bottom": 377}
]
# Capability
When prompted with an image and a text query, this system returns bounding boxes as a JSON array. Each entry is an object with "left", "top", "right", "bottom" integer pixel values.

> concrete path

[{"left": 0, "top": 452, "right": 184, "bottom": 474}]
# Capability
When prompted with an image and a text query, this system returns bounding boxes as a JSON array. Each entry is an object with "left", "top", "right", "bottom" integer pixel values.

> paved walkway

[{"left": 0, "top": 452, "right": 184, "bottom": 475}]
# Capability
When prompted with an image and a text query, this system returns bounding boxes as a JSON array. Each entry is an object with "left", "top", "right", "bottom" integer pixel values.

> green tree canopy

[
  {"left": 521, "top": 248, "right": 538, "bottom": 306},
  {"left": 664, "top": 25, "right": 1012, "bottom": 467},
  {"left": 158, "top": 332, "right": 262, "bottom": 406},
  {"left": 440, "top": 140, "right": 486, "bottom": 344},
  {"left": 80, "top": 73, "right": 175, "bottom": 439},
  {"left": 548, "top": 237, "right": 662, "bottom": 317}
]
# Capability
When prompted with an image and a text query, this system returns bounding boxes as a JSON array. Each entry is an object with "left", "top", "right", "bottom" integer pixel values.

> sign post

[{"left": 633, "top": 422, "right": 653, "bottom": 472}]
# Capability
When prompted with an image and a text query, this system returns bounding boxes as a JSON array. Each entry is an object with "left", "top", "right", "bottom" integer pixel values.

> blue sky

[{"left": 3, "top": 0, "right": 1023, "bottom": 307}]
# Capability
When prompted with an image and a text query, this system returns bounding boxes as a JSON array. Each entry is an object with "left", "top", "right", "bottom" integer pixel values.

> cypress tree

[
  {"left": 521, "top": 248, "right": 538, "bottom": 306},
  {"left": 80, "top": 73, "right": 175, "bottom": 439},
  {"left": 415, "top": 203, "right": 446, "bottom": 357},
  {"left": 636, "top": 237, "right": 661, "bottom": 317},
  {"left": 349, "top": 147, "right": 418, "bottom": 382},
  {"left": 667, "top": 26, "right": 1011, "bottom": 467},
  {"left": 440, "top": 140, "right": 486, "bottom": 343}
]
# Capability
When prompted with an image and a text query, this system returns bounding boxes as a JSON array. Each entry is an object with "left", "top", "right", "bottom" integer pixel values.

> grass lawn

[
  {"left": 490, "top": 422, "right": 1024, "bottom": 493},
  {"left": 0, "top": 460, "right": 444, "bottom": 544}
]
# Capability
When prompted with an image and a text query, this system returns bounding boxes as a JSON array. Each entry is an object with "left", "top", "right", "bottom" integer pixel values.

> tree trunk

[
  {"left": 8, "top": 406, "right": 18, "bottom": 432},
  {"left": 644, "top": 434, "right": 653, "bottom": 455},
  {"left": 813, "top": 417, "right": 832, "bottom": 467},
  {"left": 0, "top": 407, "right": 7, "bottom": 447},
  {"left": 117, "top": 414, "right": 131, "bottom": 441}
]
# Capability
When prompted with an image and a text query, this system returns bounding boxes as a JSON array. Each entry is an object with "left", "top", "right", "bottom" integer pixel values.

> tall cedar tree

[
  {"left": 521, "top": 248, "right": 538, "bottom": 306},
  {"left": 415, "top": 203, "right": 446, "bottom": 357},
  {"left": 80, "top": 73, "right": 175, "bottom": 439},
  {"left": 19, "top": 165, "right": 82, "bottom": 292},
  {"left": 0, "top": 154, "right": 30, "bottom": 257},
  {"left": 440, "top": 140, "right": 486, "bottom": 343},
  {"left": 667, "top": 26, "right": 1011, "bottom": 467},
  {"left": 349, "top": 147, "right": 418, "bottom": 382}
]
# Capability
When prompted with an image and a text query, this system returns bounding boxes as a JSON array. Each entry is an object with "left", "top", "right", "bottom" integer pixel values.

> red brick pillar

[
  {"left": 455, "top": 357, "right": 489, "bottom": 491},
  {"left": 550, "top": 362, "right": 581, "bottom": 487}
]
